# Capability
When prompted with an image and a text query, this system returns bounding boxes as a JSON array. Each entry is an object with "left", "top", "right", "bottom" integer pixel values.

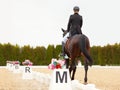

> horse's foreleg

[
  {"left": 69, "top": 60, "right": 76, "bottom": 80},
  {"left": 69, "top": 65, "right": 72, "bottom": 79},
  {"left": 66, "top": 59, "right": 69, "bottom": 69},
  {"left": 84, "top": 60, "right": 88, "bottom": 84},
  {"left": 71, "top": 65, "right": 76, "bottom": 80}
]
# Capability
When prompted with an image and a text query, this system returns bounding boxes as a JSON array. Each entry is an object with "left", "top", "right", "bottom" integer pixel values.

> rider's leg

[
  {"left": 61, "top": 41, "right": 65, "bottom": 57},
  {"left": 61, "top": 33, "right": 69, "bottom": 57}
]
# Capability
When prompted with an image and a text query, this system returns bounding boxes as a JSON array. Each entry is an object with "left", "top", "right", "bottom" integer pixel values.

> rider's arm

[
  {"left": 80, "top": 16, "right": 83, "bottom": 28},
  {"left": 67, "top": 15, "right": 72, "bottom": 32}
]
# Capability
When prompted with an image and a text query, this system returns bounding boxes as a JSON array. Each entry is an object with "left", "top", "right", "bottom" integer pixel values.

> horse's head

[{"left": 61, "top": 28, "right": 68, "bottom": 37}]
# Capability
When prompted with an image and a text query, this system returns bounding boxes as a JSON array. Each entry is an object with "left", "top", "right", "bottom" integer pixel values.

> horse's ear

[{"left": 61, "top": 28, "right": 65, "bottom": 32}]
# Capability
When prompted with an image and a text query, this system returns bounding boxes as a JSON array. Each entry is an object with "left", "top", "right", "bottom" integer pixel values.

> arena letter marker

[
  {"left": 49, "top": 69, "right": 72, "bottom": 90},
  {"left": 22, "top": 66, "right": 33, "bottom": 79},
  {"left": 13, "top": 64, "right": 20, "bottom": 73}
]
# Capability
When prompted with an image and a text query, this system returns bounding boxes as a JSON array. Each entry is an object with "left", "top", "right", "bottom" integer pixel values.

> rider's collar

[{"left": 74, "top": 13, "right": 78, "bottom": 14}]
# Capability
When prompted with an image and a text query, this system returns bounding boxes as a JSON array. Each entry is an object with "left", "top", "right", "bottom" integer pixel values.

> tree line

[{"left": 0, "top": 43, "right": 120, "bottom": 66}]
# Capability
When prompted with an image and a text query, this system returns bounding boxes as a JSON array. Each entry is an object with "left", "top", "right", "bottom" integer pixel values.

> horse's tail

[{"left": 79, "top": 35, "right": 93, "bottom": 66}]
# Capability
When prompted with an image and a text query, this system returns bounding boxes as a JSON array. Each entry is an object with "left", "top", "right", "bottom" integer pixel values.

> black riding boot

[{"left": 61, "top": 42, "right": 65, "bottom": 58}]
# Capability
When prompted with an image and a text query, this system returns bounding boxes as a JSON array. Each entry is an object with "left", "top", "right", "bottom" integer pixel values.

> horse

[{"left": 62, "top": 28, "right": 93, "bottom": 84}]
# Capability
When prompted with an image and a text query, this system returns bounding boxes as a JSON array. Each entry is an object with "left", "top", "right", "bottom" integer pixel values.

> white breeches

[{"left": 62, "top": 33, "right": 69, "bottom": 43}]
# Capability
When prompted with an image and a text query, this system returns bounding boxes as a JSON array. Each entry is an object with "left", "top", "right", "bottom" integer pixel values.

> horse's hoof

[
  {"left": 71, "top": 78, "right": 74, "bottom": 80},
  {"left": 89, "top": 64, "right": 92, "bottom": 67},
  {"left": 89, "top": 61, "right": 93, "bottom": 67},
  {"left": 84, "top": 82, "right": 88, "bottom": 85}
]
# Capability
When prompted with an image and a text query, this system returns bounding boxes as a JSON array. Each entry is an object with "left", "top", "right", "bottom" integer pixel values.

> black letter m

[{"left": 56, "top": 71, "right": 67, "bottom": 83}]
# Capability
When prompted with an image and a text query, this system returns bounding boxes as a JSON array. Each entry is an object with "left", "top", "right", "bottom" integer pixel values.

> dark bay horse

[{"left": 62, "top": 28, "right": 93, "bottom": 84}]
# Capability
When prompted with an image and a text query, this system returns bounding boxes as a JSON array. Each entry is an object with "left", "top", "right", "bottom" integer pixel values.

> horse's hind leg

[
  {"left": 69, "top": 60, "right": 76, "bottom": 80},
  {"left": 84, "top": 60, "right": 88, "bottom": 84}
]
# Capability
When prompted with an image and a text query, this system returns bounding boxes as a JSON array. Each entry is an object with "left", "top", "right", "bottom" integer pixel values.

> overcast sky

[{"left": 0, "top": 0, "right": 120, "bottom": 47}]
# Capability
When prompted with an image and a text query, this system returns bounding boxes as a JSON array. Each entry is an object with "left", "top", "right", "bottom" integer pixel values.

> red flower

[{"left": 56, "top": 64, "right": 61, "bottom": 69}]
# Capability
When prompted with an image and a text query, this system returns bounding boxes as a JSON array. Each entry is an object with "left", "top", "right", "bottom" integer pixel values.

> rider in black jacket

[
  {"left": 67, "top": 6, "right": 83, "bottom": 37},
  {"left": 61, "top": 6, "right": 83, "bottom": 58}
]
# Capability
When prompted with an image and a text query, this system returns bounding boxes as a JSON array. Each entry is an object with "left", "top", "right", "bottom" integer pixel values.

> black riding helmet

[{"left": 73, "top": 6, "right": 79, "bottom": 11}]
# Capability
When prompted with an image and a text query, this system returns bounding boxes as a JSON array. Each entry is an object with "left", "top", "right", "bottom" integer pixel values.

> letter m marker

[{"left": 56, "top": 71, "right": 67, "bottom": 83}]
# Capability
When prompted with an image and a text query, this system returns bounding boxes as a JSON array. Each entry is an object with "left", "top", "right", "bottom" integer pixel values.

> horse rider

[{"left": 61, "top": 6, "right": 83, "bottom": 58}]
